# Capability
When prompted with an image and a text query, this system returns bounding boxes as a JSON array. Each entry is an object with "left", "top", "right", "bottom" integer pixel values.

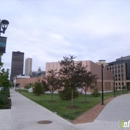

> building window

[{"left": 122, "top": 82, "right": 124, "bottom": 85}]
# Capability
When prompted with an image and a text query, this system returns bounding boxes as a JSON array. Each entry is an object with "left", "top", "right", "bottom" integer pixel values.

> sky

[{"left": 1, "top": 0, "right": 130, "bottom": 74}]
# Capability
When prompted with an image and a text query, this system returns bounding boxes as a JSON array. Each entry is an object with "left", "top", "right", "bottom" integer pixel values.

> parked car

[{"left": 0, "top": 87, "right": 4, "bottom": 91}]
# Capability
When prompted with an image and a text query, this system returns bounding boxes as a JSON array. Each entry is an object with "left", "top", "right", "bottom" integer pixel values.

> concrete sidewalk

[
  {"left": 77, "top": 93, "right": 130, "bottom": 130},
  {"left": 1, "top": 89, "right": 130, "bottom": 130},
  {"left": 9, "top": 89, "right": 81, "bottom": 130}
]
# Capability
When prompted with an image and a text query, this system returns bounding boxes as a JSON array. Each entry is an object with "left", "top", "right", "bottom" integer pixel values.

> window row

[{"left": 115, "top": 82, "right": 124, "bottom": 86}]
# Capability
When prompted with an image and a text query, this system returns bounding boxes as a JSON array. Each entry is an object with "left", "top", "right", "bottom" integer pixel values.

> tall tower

[
  {"left": 10, "top": 51, "right": 24, "bottom": 80},
  {"left": 25, "top": 58, "right": 32, "bottom": 76}
]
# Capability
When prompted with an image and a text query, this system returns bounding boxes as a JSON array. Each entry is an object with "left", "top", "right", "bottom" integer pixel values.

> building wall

[
  {"left": 16, "top": 77, "right": 43, "bottom": 87},
  {"left": 11, "top": 51, "right": 24, "bottom": 80},
  {"left": 46, "top": 60, "right": 114, "bottom": 91},
  {"left": 107, "top": 63, "right": 126, "bottom": 89},
  {"left": 107, "top": 55, "right": 130, "bottom": 89},
  {"left": 17, "top": 60, "right": 114, "bottom": 91},
  {"left": 25, "top": 58, "right": 32, "bottom": 76}
]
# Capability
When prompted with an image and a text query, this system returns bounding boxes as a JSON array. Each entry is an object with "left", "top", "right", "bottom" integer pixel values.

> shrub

[
  {"left": 33, "top": 81, "right": 44, "bottom": 95},
  {"left": 0, "top": 89, "right": 11, "bottom": 109},
  {"left": 24, "top": 83, "right": 31, "bottom": 89},
  {"left": 122, "top": 86, "right": 126, "bottom": 94},
  {"left": 91, "top": 88, "right": 100, "bottom": 97},
  {"left": 59, "top": 87, "right": 79, "bottom": 100}
]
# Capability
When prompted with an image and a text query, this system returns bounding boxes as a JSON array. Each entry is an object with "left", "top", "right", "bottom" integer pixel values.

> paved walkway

[
  {"left": 1, "top": 89, "right": 81, "bottom": 130},
  {"left": 77, "top": 93, "right": 130, "bottom": 130},
  {"left": 72, "top": 97, "right": 114, "bottom": 124},
  {"left": 0, "top": 89, "right": 130, "bottom": 130}
]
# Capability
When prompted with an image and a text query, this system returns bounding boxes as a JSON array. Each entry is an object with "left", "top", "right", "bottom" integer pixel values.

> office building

[
  {"left": 10, "top": 51, "right": 24, "bottom": 80},
  {"left": 25, "top": 58, "right": 32, "bottom": 76},
  {"left": 106, "top": 55, "right": 130, "bottom": 90}
]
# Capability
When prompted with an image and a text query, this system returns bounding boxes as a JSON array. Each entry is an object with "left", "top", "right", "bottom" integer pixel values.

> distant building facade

[
  {"left": 15, "top": 60, "right": 114, "bottom": 91},
  {"left": 106, "top": 55, "right": 130, "bottom": 90},
  {"left": 46, "top": 60, "right": 114, "bottom": 92},
  {"left": 10, "top": 51, "right": 24, "bottom": 80},
  {"left": 25, "top": 58, "right": 32, "bottom": 76},
  {"left": 30, "top": 67, "right": 45, "bottom": 78}
]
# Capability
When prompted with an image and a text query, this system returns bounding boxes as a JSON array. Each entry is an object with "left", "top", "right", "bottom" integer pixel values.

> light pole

[
  {"left": 99, "top": 60, "right": 106, "bottom": 105},
  {"left": 0, "top": 19, "right": 9, "bottom": 36},
  {"left": 0, "top": 19, "right": 9, "bottom": 53},
  {"left": 113, "top": 75, "right": 116, "bottom": 97}
]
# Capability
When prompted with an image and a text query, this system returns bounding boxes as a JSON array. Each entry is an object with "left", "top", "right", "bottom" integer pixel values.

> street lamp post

[
  {"left": 0, "top": 19, "right": 9, "bottom": 36},
  {"left": 99, "top": 60, "right": 106, "bottom": 105},
  {"left": 113, "top": 76, "right": 116, "bottom": 97}
]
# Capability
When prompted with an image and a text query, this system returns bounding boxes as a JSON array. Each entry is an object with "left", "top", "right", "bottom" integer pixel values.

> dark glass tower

[{"left": 10, "top": 51, "right": 24, "bottom": 80}]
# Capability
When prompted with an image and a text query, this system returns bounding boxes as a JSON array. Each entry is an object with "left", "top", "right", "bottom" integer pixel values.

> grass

[{"left": 17, "top": 90, "right": 122, "bottom": 120}]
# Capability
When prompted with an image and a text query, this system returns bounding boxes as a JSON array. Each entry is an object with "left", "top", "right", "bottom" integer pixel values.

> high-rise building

[
  {"left": 10, "top": 51, "right": 24, "bottom": 80},
  {"left": 25, "top": 58, "right": 32, "bottom": 76}
]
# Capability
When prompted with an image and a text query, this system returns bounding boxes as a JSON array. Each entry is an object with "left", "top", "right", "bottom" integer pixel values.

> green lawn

[{"left": 18, "top": 90, "right": 118, "bottom": 120}]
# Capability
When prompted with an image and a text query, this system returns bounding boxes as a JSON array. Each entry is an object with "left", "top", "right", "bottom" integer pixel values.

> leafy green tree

[
  {"left": 81, "top": 71, "right": 98, "bottom": 102},
  {"left": 24, "top": 83, "right": 31, "bottom": 89},
  {"left": 91, "top": 87, "right": 100, "bottom": 97},
  {"left": 59, "top": 81, "right": 79, "bottom": 100},
  {"left": 59, "top": 56, "right": 88, "bottom": 106},
  {"left": 42, "top": 77, "right": 50, "bottom": 91},
  {"left": 44, "top": 69, "right": 60, "bottom": 101},
  {"left": 0, "top": 54, "right": 11, "bottom": 109},
  {"left": 0, "top": 54, "right": 11, "bottom": 90},
  {"left": 33, "top": 80, "right": 44, "bottom": 95}
]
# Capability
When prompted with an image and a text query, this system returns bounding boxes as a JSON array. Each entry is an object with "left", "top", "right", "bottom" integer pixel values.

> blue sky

[{"left": 1, "top": 0, "right": 130, "bottom": 74}]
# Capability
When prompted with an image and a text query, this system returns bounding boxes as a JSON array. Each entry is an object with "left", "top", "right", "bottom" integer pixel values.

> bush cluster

[
  {"left": 59, "top": 87, "right": 79, "bottom": 100},
  {"left": 0, "top": 88, "right": 11, "bottom": 109},
  {"left": 91, "top": 88, "right": 100, "bottom": 97},
  {"left": 33, "top": 81, "right": 44, "bottom": 95},
  {"left": 24, "top": 83, "right": 31, "bottom": 89}
]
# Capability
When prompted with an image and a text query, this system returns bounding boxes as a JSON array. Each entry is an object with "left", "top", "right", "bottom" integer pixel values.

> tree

[
  {"left": 0, "top": 54, "right": 11, "bottom": 90},
  {"left": 59, "top": 55, "right": 87, "bottom": 106},
  {"left": 33, "top": 80, "right": 44, "bottom": 95},
  {"left": 44, "top": 69, "right": 60, "bottom": 101},
  {"left": 0, "top": 54, "right": 11, "bottom": 109},
  {"left": 81, "top": 71, "right": 98, "bottom": 102}
]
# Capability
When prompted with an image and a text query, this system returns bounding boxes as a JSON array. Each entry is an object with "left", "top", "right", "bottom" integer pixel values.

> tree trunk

[
  {"left": 71, "top": 89, "right": 74, "bottom": 106},
  {"left": 51, "top": 91, "right": 53, "bottom": 101},
  {"left": 85, "top": 87, "right": 87, "bottom": 102},
  {"left": 51, "top": 87, "right": 54, "bottom": 101}
]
